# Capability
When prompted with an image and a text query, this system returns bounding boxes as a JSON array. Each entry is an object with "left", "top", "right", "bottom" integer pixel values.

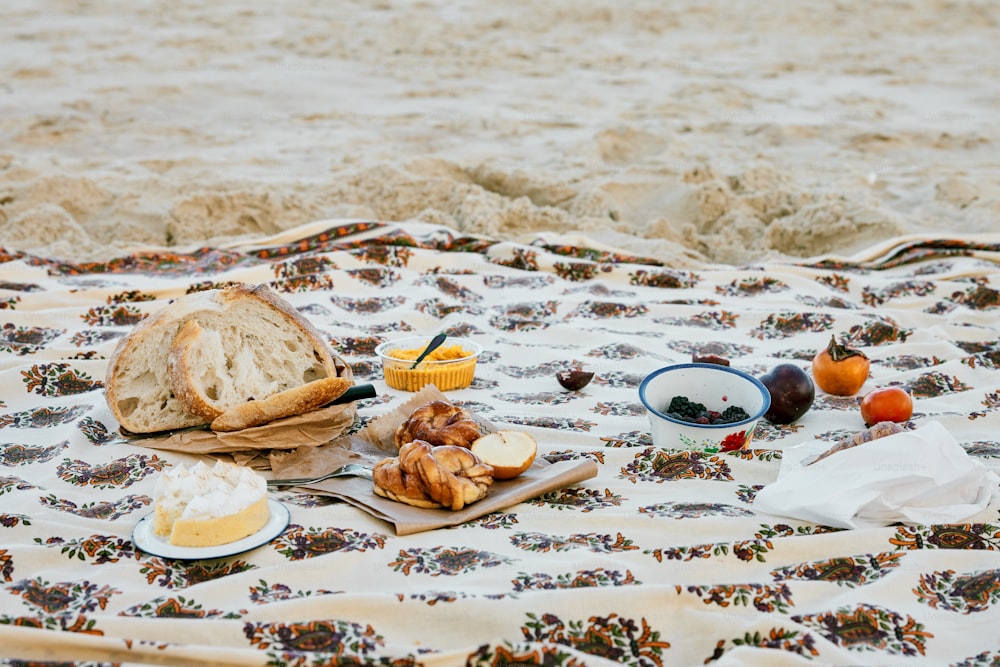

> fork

[{"left": 267, "top": 463, "right": 373, "bottom": 487}]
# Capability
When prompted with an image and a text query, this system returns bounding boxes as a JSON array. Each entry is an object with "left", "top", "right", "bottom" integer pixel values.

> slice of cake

[{"left": 153, "top": 460, "right": 270, "bottom": 547}]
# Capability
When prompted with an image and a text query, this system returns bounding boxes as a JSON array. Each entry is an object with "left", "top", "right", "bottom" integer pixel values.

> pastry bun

[
  {"left": 372, "top": 440, "right": 494, "bottom": 510},
  {"left": 393, "top": 400, "right": 482, "bottom": 449}
]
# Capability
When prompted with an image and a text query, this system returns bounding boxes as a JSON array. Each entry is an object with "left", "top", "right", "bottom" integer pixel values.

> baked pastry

[
  {"left": 372, "top": 440, "right": 494, "bottom": 510},
  {"left": 805, "top": 421, "right": 908, "bottom": 465},
  {"left": 153, "top": 460, "right": 270, "bottom": 547},
  {"left": 393, "top": 400, "right": 482, "bottom": 449},
  {"left": 105, "top": 284, "right": 350, "bottom": 433}
]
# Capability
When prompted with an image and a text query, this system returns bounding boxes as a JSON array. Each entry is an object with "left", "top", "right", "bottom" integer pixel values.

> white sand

[{"left": 2, "top": 1, "right": 998, "bottom": 266}]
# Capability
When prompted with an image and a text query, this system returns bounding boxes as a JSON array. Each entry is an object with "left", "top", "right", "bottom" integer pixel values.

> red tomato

[{"left": 859, "top": 386, "right": 913, "bottom": 427}]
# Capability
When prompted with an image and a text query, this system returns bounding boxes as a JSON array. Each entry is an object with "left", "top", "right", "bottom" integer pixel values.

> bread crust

[
  {"left": 104, "top": 284, "right": 350, "bottom": 433},
  {"left": 210, "top": 377, "right": 352, "bottom": 431}
]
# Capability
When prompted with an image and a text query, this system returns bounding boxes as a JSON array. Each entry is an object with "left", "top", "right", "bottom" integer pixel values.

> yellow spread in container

[
  {"left": 386, "top": 344, "right": 471, "bottom": 363},
  {"left": 382, "top": 343, "right": 478, "bottom": 391}
]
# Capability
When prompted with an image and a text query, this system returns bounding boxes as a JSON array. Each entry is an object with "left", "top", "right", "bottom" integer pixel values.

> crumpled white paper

[{"left": 753, "top": 421, "right": 999, "bottom": 529}]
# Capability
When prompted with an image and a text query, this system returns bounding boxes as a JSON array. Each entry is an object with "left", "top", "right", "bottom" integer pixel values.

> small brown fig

[
  {"left": 557, "top": 369, "right": 594, "bottom": 391},
  {"left": 692, "top": 353, "right": 730, "bottom": 366}
]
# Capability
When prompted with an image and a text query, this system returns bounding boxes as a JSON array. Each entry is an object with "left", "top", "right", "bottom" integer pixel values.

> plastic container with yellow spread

[{"left": 375, "top": 337, "right": 482, "bottom": 392}]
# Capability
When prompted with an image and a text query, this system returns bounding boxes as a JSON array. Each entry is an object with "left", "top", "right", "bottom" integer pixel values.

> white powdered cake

[{"left": 153, "top": 460, "right": 269, "bottom": 547}]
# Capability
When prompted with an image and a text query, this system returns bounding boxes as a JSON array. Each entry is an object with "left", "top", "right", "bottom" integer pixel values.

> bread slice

[
  {"left": 105, "top": 284, "right": 346, "bottom": 434},
  {"left": 210, "top": 376, "right": 352, "bottom": 431},
  {"left": 168, "top": 319, "right": 228, "bottom": 422}
]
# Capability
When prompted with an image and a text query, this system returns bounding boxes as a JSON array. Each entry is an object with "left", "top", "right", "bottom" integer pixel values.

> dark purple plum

[{"left": 759, "top": 363, "right": 814, "bottom": 424}]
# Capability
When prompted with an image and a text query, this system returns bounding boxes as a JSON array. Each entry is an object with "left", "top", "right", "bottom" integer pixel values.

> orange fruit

[
  {"left": 812, "top": 335, "right": 870, "bottom": 396},
  {"left": 860, "top": 386, "right": 913, "bottom": 427}
]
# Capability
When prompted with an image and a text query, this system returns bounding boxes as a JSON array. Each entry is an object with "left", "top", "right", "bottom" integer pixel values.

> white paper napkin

[{"left": 753, "top": 421, "right": 999, "bottom": 529}]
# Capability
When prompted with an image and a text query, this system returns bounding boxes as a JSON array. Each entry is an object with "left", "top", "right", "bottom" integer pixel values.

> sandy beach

[
  {"left": 4, "top": 5, "right": 1000, "bottom": 663},
  {"left": 2, "top": 0, "right": 998, "bottom": 266}
]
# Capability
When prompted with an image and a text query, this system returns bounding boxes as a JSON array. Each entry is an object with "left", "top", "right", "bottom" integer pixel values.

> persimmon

[
  {"left": 811, "top": 335, "right": 870, "bottom": 396},
  {"left": 860, "top": 386, "right": 913, "bottom": 427}
]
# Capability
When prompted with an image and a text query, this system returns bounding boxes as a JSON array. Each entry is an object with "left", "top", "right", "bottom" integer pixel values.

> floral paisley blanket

[{"left": 1, "top": 220, "right": 999, "bottom": 666}]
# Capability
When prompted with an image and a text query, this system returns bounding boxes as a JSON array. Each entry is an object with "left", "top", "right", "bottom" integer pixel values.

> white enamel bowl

[{"left": 638, "top": 362, "right": 771, "bottom": 453}]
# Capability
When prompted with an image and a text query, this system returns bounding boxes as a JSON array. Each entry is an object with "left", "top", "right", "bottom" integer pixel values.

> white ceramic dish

[
  {"left": 638, "top": 363, "right": 770, "bottom": 453},
  {"left": 132, "top": 499, "right": 290, "bottom": 560}
]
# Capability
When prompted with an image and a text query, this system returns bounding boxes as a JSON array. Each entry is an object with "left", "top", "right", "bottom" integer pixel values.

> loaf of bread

[{"left": 105, "top": 284, "right": 350, "bottom": 434}]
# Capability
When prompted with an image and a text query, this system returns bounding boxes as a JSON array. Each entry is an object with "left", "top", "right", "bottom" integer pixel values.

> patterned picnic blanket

[{"left": 1, "top": 220, "right": 999, "bottom": 666}]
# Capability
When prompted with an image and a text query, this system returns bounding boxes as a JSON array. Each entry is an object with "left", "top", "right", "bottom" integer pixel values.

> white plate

[{"left": 132, "top": 499, "right": 290, "bottom": 560}]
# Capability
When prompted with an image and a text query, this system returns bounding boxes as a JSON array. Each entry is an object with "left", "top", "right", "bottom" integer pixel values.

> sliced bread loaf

[{"left": 105, "top": 283, "right": 347, "bottom": 433}]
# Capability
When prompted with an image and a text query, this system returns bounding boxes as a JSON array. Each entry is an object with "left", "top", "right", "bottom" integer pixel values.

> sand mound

[{"left": 1, "top": 1, "right": 998, "bottom": 265}]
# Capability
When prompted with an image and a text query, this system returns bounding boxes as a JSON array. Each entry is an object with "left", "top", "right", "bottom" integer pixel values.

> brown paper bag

[{"left": 123, "top": 400, "right": 359, "bottom": 455}]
